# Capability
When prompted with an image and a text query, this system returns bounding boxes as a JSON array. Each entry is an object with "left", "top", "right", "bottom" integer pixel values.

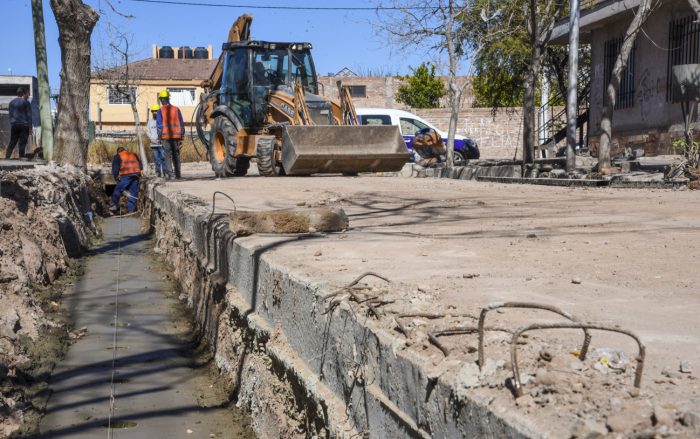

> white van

[{"left": 355, "top": 108, "right": 479, "bottom": 165}]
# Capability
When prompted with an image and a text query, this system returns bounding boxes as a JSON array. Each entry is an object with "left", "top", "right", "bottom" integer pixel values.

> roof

[
  {"left": 93, "top": 58, "right": 218, "bottom": 82},
  {"left": 550, "top": 0, "right": 642, "bottom": 44}
]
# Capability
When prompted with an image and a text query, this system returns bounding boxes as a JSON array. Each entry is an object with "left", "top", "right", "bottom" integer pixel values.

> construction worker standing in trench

[
  {"left": 156, "top": 90, "right": 185, "bottom": 179},
  {"left": 109, "top": 147, "right": 142, "bottom": 213}
]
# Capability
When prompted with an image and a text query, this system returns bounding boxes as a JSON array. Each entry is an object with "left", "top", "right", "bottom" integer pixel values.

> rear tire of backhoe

[
  {"left": 209, "top": 116, "right": 248, "bottom": 177},
  {"left": 256, "top": 138, "right": 284, "bottom": 177}
]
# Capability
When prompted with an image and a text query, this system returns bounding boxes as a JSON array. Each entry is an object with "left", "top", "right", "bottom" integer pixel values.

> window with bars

[
  {"left": 603, "top": 37, "right": 636, "bottom": 110},
  {"left": 347, "top": 85, "right": 367, "bottom": 98},
  {"left": 108, "top": 86, "right": 136, "bottom": 105},
  {"left": 667, "top": 15, "right": 700, "bottom": 100}
]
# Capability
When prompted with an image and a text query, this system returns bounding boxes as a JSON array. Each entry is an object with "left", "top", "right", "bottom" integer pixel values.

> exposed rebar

[
  {"left": 478, "top": 302, "right": 591, "bottom": 370},
  {"left": 510, "top": 322, "right": 645, "bottom": 398}
]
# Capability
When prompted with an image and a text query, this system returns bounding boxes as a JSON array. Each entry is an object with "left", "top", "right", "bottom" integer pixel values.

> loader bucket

[{"left": 280, "top": 125, "right": 411, "bottom": 175}]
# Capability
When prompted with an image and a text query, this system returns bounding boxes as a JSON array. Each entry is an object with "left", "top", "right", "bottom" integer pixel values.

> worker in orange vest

[
  {"left": 156, "top": 89, "right": 185, "bottom": 179},
  {"left": 109, "top": 147, "right": 142, "bottom": 213}
]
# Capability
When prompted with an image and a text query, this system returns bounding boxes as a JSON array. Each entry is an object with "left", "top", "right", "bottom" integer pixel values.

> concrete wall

[
  {"left": 89, "top": 79, "right": 205, "bottom": 131},
  {"left": 588, "top": 0, "right": 694, "bottom": 156}
]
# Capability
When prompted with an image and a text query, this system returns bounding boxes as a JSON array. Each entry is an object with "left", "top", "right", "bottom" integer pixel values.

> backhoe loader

[{"left": 196, "top": 14, "right": 409, "bottom": 177}]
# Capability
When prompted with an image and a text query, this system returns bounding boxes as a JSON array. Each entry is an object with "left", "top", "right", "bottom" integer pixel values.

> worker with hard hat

[
  {"left": 147, "top": 103, "right": 167, "bottom": 177},
  {"left": 109, "top": 146, "right": 142, "bottom": 213},
  {"left": 156, "top": 89, "right": 185, "bottom": 179}
]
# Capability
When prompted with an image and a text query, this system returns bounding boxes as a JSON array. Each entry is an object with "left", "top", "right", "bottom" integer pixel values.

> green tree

[{"left": 395, "top": 63, "right": 447, "bottom": 108}]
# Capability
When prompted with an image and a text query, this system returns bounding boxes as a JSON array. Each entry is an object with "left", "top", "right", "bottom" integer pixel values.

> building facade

[
  {"left": 0, "top": 75, "right": 39, "bottom": 151},
  {"left": 89, "top": 45, "right": 216, "bottom": 133},
  {"left": 552, "top": 0, "right": 699, "bottom": 157}
]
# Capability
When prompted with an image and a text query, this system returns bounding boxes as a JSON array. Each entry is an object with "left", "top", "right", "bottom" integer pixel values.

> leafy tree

[{"left": 395, "top": 63, "right": 447, "bottom": 108}]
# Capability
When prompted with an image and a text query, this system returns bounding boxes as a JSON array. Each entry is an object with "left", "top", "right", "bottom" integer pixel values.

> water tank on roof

[
  {"left": 159, "top": 46, "right": 174, "bottom": 59},
  {"left": 193, "top": 47, "right": 208, "bottom": 59},
  {"left": 178, "top": 46, "right": 193, "bottom": 59}
]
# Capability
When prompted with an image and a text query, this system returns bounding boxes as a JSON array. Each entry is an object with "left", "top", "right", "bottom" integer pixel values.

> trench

[{"left": 38, "top": 216, "right": 254, "bottom": 438}]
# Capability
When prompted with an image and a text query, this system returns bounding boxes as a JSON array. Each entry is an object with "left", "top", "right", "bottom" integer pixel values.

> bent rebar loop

[
  {"left": 478, "top": 302, "right": 592, "bottom": 370},
  {"left": 510, "top": 322, "right": 645, "bottom": 397},
  {"left": 208, "top": 191, "right": 237, "bottom": 224}
]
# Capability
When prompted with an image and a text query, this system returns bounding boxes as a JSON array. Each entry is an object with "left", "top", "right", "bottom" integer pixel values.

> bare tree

[
  {"left": 597, "top": 0, "right": 655, "bottom": 169},
  {"left": 379, "top": 0, "right": 502, "bottom": 168},
  {"left": 94, "top": 31, "right": 149, "bottom": 171},
  {"left": 522, "top": 0, "right": 565, "bottom": 169},
  {"left": 50, "top": 0, "right": 99, "bottom": 168}
]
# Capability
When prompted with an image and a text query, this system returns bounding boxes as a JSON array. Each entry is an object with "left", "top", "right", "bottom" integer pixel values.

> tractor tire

[
  {"left": 256, "top": 137, "right": 284, "bottom": 176},
  {"left": 209, "top": 116, "right": 247, "bottom": 177}
]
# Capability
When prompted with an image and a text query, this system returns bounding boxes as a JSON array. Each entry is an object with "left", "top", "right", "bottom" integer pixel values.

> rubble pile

[{"left": 0, "top": 165, "right": 95, "bottom": 437}]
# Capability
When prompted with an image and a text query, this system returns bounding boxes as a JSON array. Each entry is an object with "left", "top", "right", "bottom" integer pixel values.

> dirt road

[{"left": 156, "top": 163, "right": 700, "bottom": 436}]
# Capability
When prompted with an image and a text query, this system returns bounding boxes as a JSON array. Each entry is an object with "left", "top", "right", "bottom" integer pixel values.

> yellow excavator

[{"left": 196, "top": 14, "right": 409, "bottom": 177}]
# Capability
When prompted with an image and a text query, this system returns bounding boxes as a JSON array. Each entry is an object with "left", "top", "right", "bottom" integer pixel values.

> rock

[
  {"left": 606, "top": 399, "right": 653, "bottom": 433},
  {"left": 661, "top": 367, "right": 682, "bottom": 380},
  {"left": 462, "top": 273, "right": 479, "bottom": 279},
  {"left": 417, "top": 284, "right": 430, "bottom": 293},
  {"left": 680, "top": 361, "right": 692, "bottom": 374},
  {"left": 572, "top": 277, "right": 582, "bottom": 284},
  {"left": 313, "top": 250, "right": 322, "bottom": 257},
  {"left": 515, "top": 394, "right": 534, "bottom": 407},
  {"left": 455, "top": 362, "right": 481, "bottom": 388},
  {"left": 681, "top": 411, "right": 700, "bottom": 429},
  {"left": 536, "top": 370, "right": 571, "bottom": 386},
  {"left": 652, "top": 405, "right": 674, "bottom": 427},
  {"left": 571, "top": 418, "right": 607, "bottom": 438}
]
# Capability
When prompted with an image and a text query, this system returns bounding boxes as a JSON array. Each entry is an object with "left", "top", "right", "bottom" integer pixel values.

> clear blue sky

[{"left": 3, "top": 0, "right": 431, "bottom": 91}]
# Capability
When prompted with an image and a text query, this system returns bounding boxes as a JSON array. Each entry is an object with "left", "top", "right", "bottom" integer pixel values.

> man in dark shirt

[{"left": 5, "top": 87, "right": 32, "bottom": 159}]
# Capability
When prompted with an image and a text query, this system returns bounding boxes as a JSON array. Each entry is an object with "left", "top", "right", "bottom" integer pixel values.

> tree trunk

[
  {"left": 598, "top": 0, "right": 652, "bottom": 169},
  {"left": 50, "top": 0, "right": 99, "bottom": 168},
  {"left": 522, "top": 44, "right": 541, "bottom": 168},
  {"left": 129, "top": 95, "right": 149, "bottom": 174},
  {"left": 31, "top": 0, "right": 54, "bottom": 161}
]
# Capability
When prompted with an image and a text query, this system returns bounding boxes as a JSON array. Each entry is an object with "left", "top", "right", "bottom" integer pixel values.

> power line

[{"left": 128, "top": 0, "right": 430, "bottom": 10}]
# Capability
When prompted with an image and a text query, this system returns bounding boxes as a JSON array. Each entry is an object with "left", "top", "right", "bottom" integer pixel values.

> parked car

[{"left": 355, "top": 108, "right": 480, "bottom": 165}]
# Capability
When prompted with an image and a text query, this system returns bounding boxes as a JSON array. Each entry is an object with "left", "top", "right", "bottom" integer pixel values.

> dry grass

[{"left": 88, "top": 137, "right": 207, "bottom": 165}]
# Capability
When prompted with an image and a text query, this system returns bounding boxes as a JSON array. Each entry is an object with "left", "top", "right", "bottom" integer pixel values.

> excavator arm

[{"left": 201, "top": 14, "right": 253, "bottom": 91}]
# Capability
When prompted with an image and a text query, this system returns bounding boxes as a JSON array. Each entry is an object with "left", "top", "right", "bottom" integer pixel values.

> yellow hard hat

[
  {"left": 158, "top": 89, "right": 170, "bottom": 99},
  {"left": 150, "top": 104, "right": 160, "bottom": 112}
]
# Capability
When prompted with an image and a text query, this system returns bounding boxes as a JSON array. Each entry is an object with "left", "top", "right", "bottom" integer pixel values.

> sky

[{"left": 2, "top": 0, "right": 434, "bottom": 92}]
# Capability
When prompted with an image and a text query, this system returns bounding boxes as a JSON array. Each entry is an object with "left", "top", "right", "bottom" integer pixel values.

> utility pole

[
  {"left": 31, "top": 0, "right": 54, "bottom": 162},
  {"left": 565, "top": 0, "right": 580, "bottom": 172},
  {"left": 541, "top": 71, "right": 550, "bottom": 156}
]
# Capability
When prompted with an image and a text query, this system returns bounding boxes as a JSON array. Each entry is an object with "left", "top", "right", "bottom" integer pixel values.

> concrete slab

[
  {"left": 40, "top": 217, "right": 253, "bottom": 438},
  {"left": 0, "top": 159, "right": 37, "bottom": 171},
  {"left": 148, "top": 162, "right": 700, "bottom": 437}
]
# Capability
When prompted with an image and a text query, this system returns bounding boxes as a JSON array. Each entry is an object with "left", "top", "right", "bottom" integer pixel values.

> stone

[
  {"left": 661, "top": 367, "right": 682, "bottom": 380},
  {"left": 571, "top": 418, "right": 607, "bottom": 439},
  {"left": 652, "top": 405, "right": 674, "bottom": 427},
  {"left": 572, "top": 277, "right": 582, "bottom": 284},
  {"left": 313, "top": 250, "right": 322, "bottom": 257},
  {"left": 681, "top": 411, "right": 700, "bottom": 429},
  {"left": 454, "top": 362, "right": 481, "bottom": 388},
  {"left": 515, "top": 394, "right": 534, "bottom": 407},
  {"left": 606, "top": 399, "right": 653, "bottom": 433},
  {"left": 680, "top": 361, "right": 692, "bottom": 374}
]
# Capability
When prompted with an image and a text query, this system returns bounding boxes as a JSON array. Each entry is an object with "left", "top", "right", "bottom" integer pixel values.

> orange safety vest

[
  {"left": 160, "top": 104, "right": 183, "bottom": 140},
  {"left": 118, "top": 150, "right": 142, "bottom": 176}
]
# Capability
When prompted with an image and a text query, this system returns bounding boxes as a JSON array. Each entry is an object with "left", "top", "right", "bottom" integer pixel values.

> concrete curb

[{"left": 146, "top": 183, "right": 538, "bottom": 439}]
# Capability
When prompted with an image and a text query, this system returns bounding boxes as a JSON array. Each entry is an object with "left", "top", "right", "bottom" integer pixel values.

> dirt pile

[{"left": 0, "top": 164, "right": 96, "bottom": 437}]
